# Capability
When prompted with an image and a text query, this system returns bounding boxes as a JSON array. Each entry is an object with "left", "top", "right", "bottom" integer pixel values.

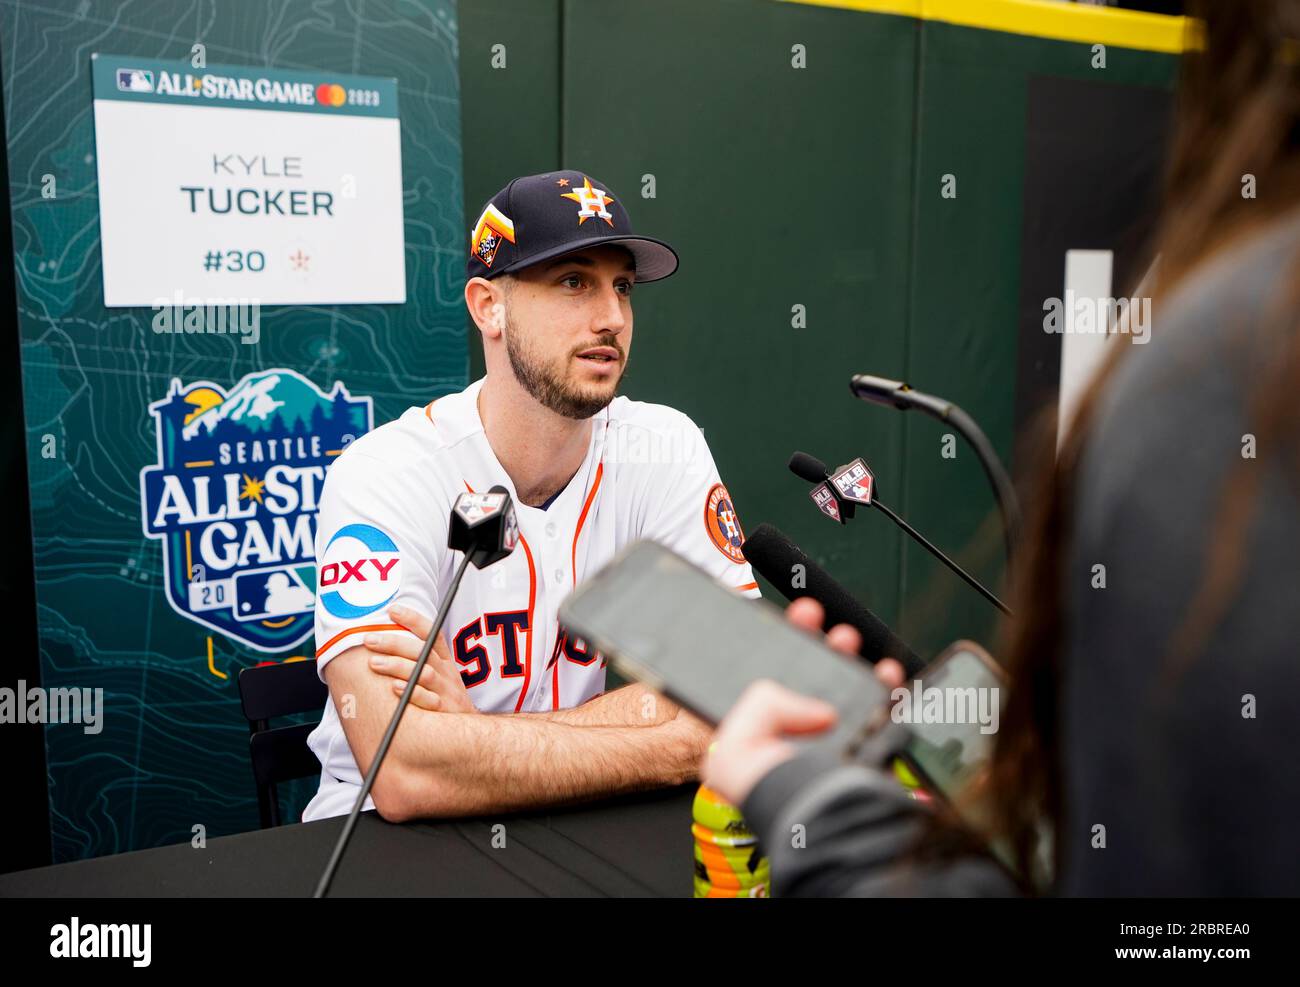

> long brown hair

[{"left": 985, "top": 0, "right": 1300, "bottom": 889}]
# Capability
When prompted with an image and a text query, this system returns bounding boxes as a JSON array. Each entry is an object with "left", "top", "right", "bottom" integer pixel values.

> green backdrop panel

[
  {"left": 901, "top": 22, "right": 1180, "bottom": 658},
  {"left": 459, "top": 0, "right": 563, "bottom": 382},
  {"left": 558, "top": 0, "right": 921, "bottom": 623}
]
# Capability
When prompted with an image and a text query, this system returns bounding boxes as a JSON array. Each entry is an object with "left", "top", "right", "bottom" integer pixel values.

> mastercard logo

[{"left": 314, "top": 83, "right": 346, "bottom": 107}]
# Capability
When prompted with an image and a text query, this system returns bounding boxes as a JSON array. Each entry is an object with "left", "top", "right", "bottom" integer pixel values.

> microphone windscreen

[
  {"left": 788, "top": 451, "right": 829, "bottom": 485},
  {"left": 741, "top": 523, "right": 924, "bottom": 676}
]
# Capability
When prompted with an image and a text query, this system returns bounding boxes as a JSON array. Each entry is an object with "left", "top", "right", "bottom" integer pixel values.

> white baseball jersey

[{"left": 302, "top": 377, "right": 759, "bottom": 821}]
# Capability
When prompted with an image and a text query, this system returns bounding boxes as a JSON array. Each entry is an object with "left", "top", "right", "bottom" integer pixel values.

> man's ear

[{"left": 465, "top": 276, "right": 508, "bottom": 340}]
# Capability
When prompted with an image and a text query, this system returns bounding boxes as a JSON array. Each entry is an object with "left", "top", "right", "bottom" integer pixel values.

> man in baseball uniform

[{"left": 303, "top": 170, "right": 759, "bottom": 822}]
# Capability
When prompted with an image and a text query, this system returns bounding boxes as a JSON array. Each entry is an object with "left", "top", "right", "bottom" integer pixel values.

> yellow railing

[{"left": 781, "top": 0, "right": 1193, "bottom": 54}]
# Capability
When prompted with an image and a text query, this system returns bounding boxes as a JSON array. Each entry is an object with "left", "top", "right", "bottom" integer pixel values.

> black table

[{"left": 0, "top": 786, "right": 697, "bottom": 897}]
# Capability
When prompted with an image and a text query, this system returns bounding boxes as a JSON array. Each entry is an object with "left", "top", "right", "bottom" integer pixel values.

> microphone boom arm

[
  {"left": 872, "top": 499, "right": 1011, "bottom": 617},
  {"left": 850, "top": 375, "right": 1020, "bottom": 570},
  {"left": 315, "top": 550, "right": 474, "bottom": 899}
]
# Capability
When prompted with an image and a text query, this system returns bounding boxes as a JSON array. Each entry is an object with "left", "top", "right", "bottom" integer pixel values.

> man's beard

[{"left": 504, "top": 315, "right": 625, "bottom": 420}]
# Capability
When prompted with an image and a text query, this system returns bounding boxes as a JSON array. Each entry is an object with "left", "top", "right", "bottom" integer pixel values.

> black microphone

[
  {"left": 788, "top": 451, "right": 856, "bottom": 524},
  {"left": 315, "top": 485, "right": 518, "bottom": 898},
  {"left": 788, "top": 451, "right": 829, "bottom": 485},
  {"left": 788, "top": 451, "right": 1011, "bottom": 617},
  {"left": 741, "top": 523, "right": 924, "bottom": 677}
]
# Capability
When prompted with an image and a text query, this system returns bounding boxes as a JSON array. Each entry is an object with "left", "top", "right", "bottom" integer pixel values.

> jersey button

[
  {"left": 545, "top": 522, "right": 557, "bottom": 538},
  {"left": 554, "top": 568, "right": 565, "bottom": 583}
]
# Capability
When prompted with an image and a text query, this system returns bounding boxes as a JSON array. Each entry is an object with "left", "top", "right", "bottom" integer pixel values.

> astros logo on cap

[
  {"left": 470, "top": 203, "right": 516, "bottom": 268},
  {"left": 560, "top": 177, "right": 615, "bottom": 227}
]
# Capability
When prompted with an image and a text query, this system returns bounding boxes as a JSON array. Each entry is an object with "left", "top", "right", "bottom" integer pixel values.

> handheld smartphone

[
  {"left": 895, "top": 640, "right": 1004, "bottom": 807},
  {"left": 894, "top": 639, "right": 1022, "bottom": 879},
  {"left": 557, "top": 540, "right": 894, "bottom": 753}
]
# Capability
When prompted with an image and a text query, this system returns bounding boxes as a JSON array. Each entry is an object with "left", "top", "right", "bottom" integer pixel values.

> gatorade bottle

[
  {"left": 892, "top": 758, "right": 933, "bottom": 803},
  {"left": 691, "top": 785, "right": 770, "bottom": 898}
]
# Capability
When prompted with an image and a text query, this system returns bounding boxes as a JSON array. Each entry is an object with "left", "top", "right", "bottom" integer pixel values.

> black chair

[{"left": 237, "top": 659, "right": 329, "bottom": 828}]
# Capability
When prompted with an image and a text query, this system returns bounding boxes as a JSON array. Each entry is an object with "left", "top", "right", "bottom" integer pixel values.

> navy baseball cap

[{"left": 466, "top": 170, "right": 679, "bottom": 283}]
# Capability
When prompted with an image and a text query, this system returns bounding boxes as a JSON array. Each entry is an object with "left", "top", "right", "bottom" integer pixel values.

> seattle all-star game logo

[{"left": 139, "top": 368, "right": 373, "bottom": 652}]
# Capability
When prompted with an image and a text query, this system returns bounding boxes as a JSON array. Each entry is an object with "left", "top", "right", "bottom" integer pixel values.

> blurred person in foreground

[{"left": 706, "top": 0, "right": 1300, "bottom": 895}]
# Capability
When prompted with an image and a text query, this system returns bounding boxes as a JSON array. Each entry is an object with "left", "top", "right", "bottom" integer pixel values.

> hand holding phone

[
  {"left": 561, "top": 540, "right": 1004, "bottom": 809},
  {"left": 558, "top": 540, "right": 894, "bottom": 752}
]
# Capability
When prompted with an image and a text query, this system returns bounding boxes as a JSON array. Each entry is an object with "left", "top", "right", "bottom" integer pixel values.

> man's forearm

[
  {"left": 526, "top": 683, "right": 679, "bottom": 727},
  {"left": 328, "top": 647, "right": 707, "bottom": 820},
  {"left": 392, "top": 711, "right": 703, "bottom": 817}
]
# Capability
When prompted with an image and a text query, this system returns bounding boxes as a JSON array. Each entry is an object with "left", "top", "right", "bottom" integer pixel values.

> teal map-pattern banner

[{"left": 1, "top": 0, "right": 465, "bottom": 860}]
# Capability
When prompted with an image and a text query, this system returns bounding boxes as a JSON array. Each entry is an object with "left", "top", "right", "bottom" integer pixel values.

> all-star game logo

[
  {"left": 140, "top": 369, "right": 373, "bottom": 652},
  {"left": 470, "top": 203, "right": 516, "bottom": 269}
]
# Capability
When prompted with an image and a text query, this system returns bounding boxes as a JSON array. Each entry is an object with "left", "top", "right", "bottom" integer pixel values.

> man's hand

[
  {"left": 363, "top": 604, "right": 478, "bottom": 714},
  {"left": 667, "top": 701, "right": 714, "bottom": 777},
  {"left": 703, "top": 598, "right": 905, "bottom": 806}
]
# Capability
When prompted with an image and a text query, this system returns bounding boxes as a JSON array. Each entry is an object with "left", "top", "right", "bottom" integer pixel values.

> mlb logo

[
  {"left": 116, "top": 69, "right": 154, "bottom": 93},
  {"left": 831, "top": 458, "right": 874, "bottom": 506},
  {"left": 455, "top": 492, "right": 507, "bottom": 525},
  {"left": 233, "top": 564, "right": 316, "bottom": 622},
  {"left": 503, "top": 509, "right": 519, "bottom": 551},
  {"left": 811, "top": 483, "right": 842, "bottom": 522}
]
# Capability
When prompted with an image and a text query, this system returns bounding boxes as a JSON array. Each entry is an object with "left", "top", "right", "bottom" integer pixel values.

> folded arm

[
  {"left": 324, "top": 644, "right": 708, "bottom": 822},
  {"left": 528, "top": 681, "right": 681, "bottom": 726},
  {"left": 362, "top": 608, "right": 681, "bottom": 728}
]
